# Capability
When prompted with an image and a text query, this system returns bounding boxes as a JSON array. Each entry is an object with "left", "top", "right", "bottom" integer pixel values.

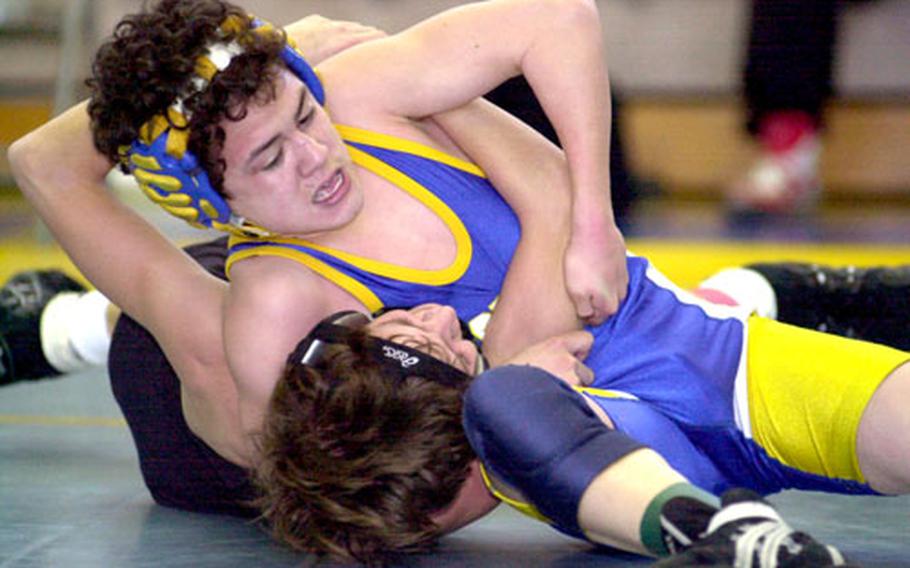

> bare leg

[
  {"left": 857, "top": 361, "right": 910, "bottom": 494},
  {"left": 578, "top": 449, "right": 688, "bottom": 553}
]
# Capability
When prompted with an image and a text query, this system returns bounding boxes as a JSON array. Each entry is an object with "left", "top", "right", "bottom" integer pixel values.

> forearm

[
  {"left": 519, "top": 0, "right": 616, "bottom": 229},
  {"left": 10, "top": 102, "right": 131, "bottom": 298},
  {"left": 9, "top": 102, "right": 212, "bottom": 329},
  {"left": 431, "top": 100, "right": 579, "bottom": 362},
  {"left": 483, "top": 225, "right": 579, "bottom": 364},
  {"left": 10, "top": 101, "right": 111, "bottom": 207}
]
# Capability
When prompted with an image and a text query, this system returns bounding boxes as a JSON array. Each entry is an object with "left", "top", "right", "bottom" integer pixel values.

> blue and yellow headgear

[{"left": 121, "top": 15, "right": 324, "bottom": 236}]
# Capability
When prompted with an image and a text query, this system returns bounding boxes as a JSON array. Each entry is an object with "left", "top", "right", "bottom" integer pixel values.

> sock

[
  {"left": 639, "top": 482, "right": 719, "bottom": 557},
  {"left": 40, "top": 290, "right": 112, "bottom": 372},
  {"left": 695, "top": 268, "right": 778, "bottom": 319}
]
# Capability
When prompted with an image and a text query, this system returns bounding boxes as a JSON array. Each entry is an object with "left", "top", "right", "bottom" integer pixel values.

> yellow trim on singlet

[
  {"left": 226, "top": 244, "right": 383, "bottom": 312},
  {"left": 574, "top": 386, "right": 639, "bottom": 400},
  {"left": 333, "top": 124, "right": 486, "bottom": 177},
  {"left": 229, "top": 134, "right": 477, "bottom": 286},
  {"left": 478, "top": 463, "right": 550, "bottom": 523}
]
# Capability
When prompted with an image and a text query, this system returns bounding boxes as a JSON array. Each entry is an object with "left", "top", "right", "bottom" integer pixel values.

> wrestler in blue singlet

[
  {"left": 226, "top": 125, "right": 519, "bottom": 321},
  {"left": 225, "top": 124, "right": 893, "bottom": 530},
  {"left": 578, "top": 255, "right": 878, "bottom": 496},
  {"left": 468, "top": 253, "right": 891, "bottom": 540}
]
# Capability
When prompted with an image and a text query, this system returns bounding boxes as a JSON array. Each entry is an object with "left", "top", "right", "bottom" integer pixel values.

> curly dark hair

[
  {"left": 86, "top": 0, "right": 287, "bottom": 194},
  {"left": 253, "top": 330, "right": 475, "bottom": 565}
]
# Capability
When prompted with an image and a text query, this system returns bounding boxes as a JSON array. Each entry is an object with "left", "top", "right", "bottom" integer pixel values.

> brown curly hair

[
  {"left": 86, "top": 0, "right": 287, "bottom": 194},
  {"left": 253, "top": 330, "right": 475, "bottom": 565}
]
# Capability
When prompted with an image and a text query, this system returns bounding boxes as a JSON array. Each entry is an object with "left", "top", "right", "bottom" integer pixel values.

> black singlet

[{"left": 108, "top": 237, "right": 257, "bottom": 517}]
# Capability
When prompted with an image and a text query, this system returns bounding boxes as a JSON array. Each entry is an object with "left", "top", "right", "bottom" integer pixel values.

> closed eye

[
  {"left": 298, "top": 108, "right": 315, "bottom": 127},
  {"left": 263, "top": 149, "right": 284, "bottom": 171},
  {"left": 390, "top": 332, "right": 450, "bottom": 363}
]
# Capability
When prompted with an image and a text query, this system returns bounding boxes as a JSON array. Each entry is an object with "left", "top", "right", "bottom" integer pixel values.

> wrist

[
  {"left": 570, "top": 188, "right": 613, "bottom": 228},
  {"left": 571, "top": 206, "right": 617, "bottom": 237}
]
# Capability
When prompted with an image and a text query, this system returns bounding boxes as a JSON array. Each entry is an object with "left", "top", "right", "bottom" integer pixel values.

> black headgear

[{"left": 289, "top": 311, "right": 474, "bottom": 389}]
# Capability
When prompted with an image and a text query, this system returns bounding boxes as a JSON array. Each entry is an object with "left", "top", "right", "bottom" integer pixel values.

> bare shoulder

[
  {"left": 227, "top": 254, "right": 331, "bottom": 319},
  {"left": 222, "top": 256, "right": 350, "bottom": 426}
]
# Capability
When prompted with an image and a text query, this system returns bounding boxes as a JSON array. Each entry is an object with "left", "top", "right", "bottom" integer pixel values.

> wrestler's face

[
  {"left": 220, "top": 68, "right": 362, "bottom": 236},
  {"left": 365, "top": 307, "right": 496, "bottom": 531},
  {"left": 429, "top": 460, "right": 499, "bottom": 534},
  {"left": 366, "top": 304, "right": 481, "bottom": 376}
]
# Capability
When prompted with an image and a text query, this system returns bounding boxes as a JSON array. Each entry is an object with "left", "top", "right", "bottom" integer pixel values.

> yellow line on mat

[{"left": 0, "top": 415, "right": 127, "bottom": 428}]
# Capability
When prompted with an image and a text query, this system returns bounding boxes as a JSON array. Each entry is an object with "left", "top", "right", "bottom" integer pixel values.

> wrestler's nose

[
  {"left": 419, "top": 304, "right": 459, "bottom": 339},
  {"left": 291, "top": 131, "right": 328, "bottom": 176}
]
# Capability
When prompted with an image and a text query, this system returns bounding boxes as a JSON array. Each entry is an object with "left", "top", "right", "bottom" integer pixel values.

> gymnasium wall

[{"left": 3, "top": 0, "right": 909, "bottom": 196}]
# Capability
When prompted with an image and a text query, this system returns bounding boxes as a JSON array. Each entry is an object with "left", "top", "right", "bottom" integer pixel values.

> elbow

[
  {"left": 541, "top": 0, "right": 600, "bottom": 27},
  {"left": 7, "top": 135, "right": 35, "bottom": 187},
  {"left": 563, "top": 0, "right": 601, "bottom": 38},
  {"left": 7, "top": 134, "right": 45, "bottom": 199}
]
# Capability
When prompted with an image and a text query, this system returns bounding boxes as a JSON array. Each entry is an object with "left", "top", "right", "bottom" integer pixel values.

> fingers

[
  {"left": 554, "top": 329, "right": 594, "bottom": 360},
  {"left": 574, "top": 292, "right": 594, "bottom": 321},
  {"left": 503, "top": 331, "right": 596, "bottom": 387},
  {"left": 335, "top": 28, "right": 386, "bottom": 51},
  {"left": 574, "top": 291, "right": 617, "bottom": 326},
  {"left": 551, "top": 330, "right": 595, "bottom": 386},
  {"left": 574, "top": 359, "right": 595, "bottom": 386},
  {"left": 342, "top": 21, "right": 386, "bottom": 39},
  {"left": 586, "top": 293, "right": 607, "bottom": 326}
]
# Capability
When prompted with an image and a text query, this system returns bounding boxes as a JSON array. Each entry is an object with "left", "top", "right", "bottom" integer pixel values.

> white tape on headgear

[
  {"left": 173, "top": 40, "right": 244, "bottom": 119},
  {"left": 207, "top": 41, "right": 244, "bottom": 71}
]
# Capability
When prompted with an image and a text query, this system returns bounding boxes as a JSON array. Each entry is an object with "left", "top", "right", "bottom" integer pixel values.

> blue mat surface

[{"left": 2, "top": 369, "right": 908, "bottom": 567}]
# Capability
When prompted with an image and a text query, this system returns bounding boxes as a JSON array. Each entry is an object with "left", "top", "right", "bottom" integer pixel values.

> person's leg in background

[
  {"left": 697, "top": 261, "right": 910, "bottom": 350},
  {"left": 728, "top": 0, "right": 839, "bottom": 215},
  {"left": 0, "top": 270, "right": 110, "bottom": 385}
]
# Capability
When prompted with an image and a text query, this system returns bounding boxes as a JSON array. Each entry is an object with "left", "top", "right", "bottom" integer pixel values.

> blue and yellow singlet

[{"left": 225, "top": 125, "right": 519, "bottom": 321}]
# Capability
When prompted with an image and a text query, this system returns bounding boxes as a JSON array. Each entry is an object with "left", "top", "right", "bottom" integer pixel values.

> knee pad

[{"left": 463, "top": 365, "right": 644, "bottom": 534}]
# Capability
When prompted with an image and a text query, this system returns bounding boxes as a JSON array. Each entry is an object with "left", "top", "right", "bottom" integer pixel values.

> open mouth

[{"left": 312, "top": 170, "right": 346, "bottom": 204}]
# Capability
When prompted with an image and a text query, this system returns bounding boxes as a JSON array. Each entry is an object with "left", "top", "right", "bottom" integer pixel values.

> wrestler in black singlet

[{"left": 108, "top": 237, "right": 256, "bottom": 517}]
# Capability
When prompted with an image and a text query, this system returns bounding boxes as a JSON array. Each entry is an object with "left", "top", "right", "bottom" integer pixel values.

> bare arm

[
  {"left": 7, "top": 16, "right": 387, "bottom": 460},
  {"left": 431, "top": 99, "right": 581, "bottom": 364},
  {"left": 8, "top": 103, "right": 250, "bottom": 460},
  {"left": 323, "top": 0, "right": 627, "bottom": 323}
]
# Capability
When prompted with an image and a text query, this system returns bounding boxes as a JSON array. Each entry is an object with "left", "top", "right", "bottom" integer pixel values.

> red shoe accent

[
  {"left": 758, "top": 110, "right": 817, "bottom": 154},
  {"left": 727, "top": 111, "right": 822, "bottom": 214},
  {"left": 692, "top": 288, "right": 739, "bottom": 306}
]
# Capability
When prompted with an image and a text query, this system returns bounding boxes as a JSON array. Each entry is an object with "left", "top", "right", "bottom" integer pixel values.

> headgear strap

[
  {"left": 121, "top": 14, "right": 325, "bottom": 235},
  {"left": 289, "top": 311, "right": 474, "bottom": 390}
]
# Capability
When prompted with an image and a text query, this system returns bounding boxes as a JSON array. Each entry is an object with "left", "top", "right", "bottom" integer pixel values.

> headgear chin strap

[
  {"left": 122, "top": 14, "right": 325, "bottom": 235},
  {"left": 289, "top": 311, "right": 475, "bottom": 390}
]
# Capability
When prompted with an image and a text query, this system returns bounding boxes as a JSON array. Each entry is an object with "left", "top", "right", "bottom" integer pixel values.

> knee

[
  {"left": 463, "top": 365, "right": 572, "bottom": 454},
  {"left": 857, "top": 365, "right": 910, "bottom": 494}
]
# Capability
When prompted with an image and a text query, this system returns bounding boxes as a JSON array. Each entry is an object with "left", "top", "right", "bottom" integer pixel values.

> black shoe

[
  {"left": 747, "top": 262, "right": 910, "bottom": 350},
  {"left": 0, "top": 270, "right": 85, "bottom": 385},
  {"left": 653, "top": 488, "right": 855, "bottom": 567}
]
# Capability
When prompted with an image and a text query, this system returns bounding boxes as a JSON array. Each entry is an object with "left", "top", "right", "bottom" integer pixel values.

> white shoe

[{"left": 728, "top": 132, "right": 821, "bottom": 215}]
